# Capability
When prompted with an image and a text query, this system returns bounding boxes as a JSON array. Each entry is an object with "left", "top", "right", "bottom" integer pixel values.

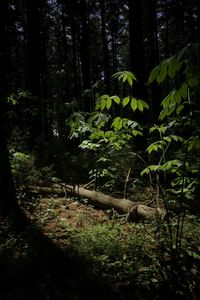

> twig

[{"left": 124, "top": 168, "right": 131, "bottom": 199}]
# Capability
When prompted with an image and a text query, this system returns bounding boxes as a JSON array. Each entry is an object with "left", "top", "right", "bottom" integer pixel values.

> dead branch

[{"left": 29, "top": 185, "right": 166, "bottom": 222}]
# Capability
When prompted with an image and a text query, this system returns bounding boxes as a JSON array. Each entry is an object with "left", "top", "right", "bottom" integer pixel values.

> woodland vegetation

[{"left": 0, "top": 0, "right": 200, "bottom": 299}]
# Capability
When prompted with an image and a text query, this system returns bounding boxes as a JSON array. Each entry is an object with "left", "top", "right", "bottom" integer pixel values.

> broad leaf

[
  {"left": 137, "top": 99, "right": 144, "bottom": 112},
  {"left": 106, "top": 97, "right": 112, "bottom": 110},
  {"left": 157, "top": 62, "right": 168, "bottom": 83},
  {"left": 130, "top": 98, "right": 137, "bottom": 111},
  {"left": 148, "top": 66, "right": 160, "bottom": 84},
  {"left": 111, "top": 95, "right": 120, "bottom": 104},
  {"left": 122, "top": 96, "right": 130, "bottom": 107}
]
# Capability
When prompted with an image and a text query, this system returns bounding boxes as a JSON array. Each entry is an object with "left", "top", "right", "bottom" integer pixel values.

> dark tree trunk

[
  {"left": 197, "top": 1, "right": 200, "bottom": 45},
  {"left": 0, "top": 113, "right": 18, "bottom": 216},
  {"left": 26, "top": 0, "right": 41, "bottom": 95},
  {"left": 80, "top": 0, "right": 92, "bottom": 111},
  {"left": 147, "top": 0, "right": 159, "bottom": 68},
  {"left": 100, "top": 0, "right": 111, "bottom": 93},
  {"left": 26, "top": 0, "right": 43, "bottom": 149},
  {"left": 30, "top": 185, "right": 166, "bottom": 222},
  {"left": 128, "top": 0, "right": 146, "bottom": 99},
  {"left": 147, "top": 0, "right": 162, "bottom": 121},
  {"left": 109, "top": 0, "right": 119, "bottom": 94},
  {"left": 128, "top": 0, "right": 148, "bottom": 151},
  {"left": 61, "top": 3, "right": 69, "bottom": 102},
  {"left": 0, "top": 0, "right": 23, "bottom": 222},
  {"left": 174, "top": 0, "right": 185, "bottom": 48},
  {"left": 70, "top": 1, "right": 79, "bottom": 98},
  {"left": 164, "top": 0, "right": 170, "bottom": 57},
  {"left": 40, "top": 10, "right": 51, "bottom": 145}
]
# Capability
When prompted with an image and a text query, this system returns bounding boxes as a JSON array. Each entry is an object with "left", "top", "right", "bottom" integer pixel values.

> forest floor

[{"left": 0, "top": 193, "right": 200, "bottom": 299}]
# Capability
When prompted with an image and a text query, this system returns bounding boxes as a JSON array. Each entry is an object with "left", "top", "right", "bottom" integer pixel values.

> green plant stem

[{"left": 175, "top": 139, "right": 189, "bottom": 259}]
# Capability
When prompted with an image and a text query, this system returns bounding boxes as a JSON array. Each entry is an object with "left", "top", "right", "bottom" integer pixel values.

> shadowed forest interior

[{"left": 0, "top": 0, "right": 200, "bottom": 299}]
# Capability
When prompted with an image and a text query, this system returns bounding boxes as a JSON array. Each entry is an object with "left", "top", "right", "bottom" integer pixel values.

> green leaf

[
  {"left": 146, "top": 141, "right": 165, "bottom": 154},
  {"left": 186, "top": 250, "right": 200, "bottom": 261},
  {"left": 95, "top": 100, "right": 101, "bottom": 110},
  {"left": 177, "top": 44, "right": 191, "bottom": 60},
  {"left": 90, "top": 130, "right": 104, "bottom": 140},
  {"left": 122, "top": 74, "right": 128, "bottom": 83},
  {"left": 179, "top": 83, "right": 188, "bottom": 99},
  {"left": 130, "top": 98, "right": 137, "bottom": 111},
  {"left": 140, "top": 100, "right": 149, "bottom": 110},
  {"left": 112, "top": 117, "right": 122, "bottom": 130},
  {"left": 122, "top": 96, "right": 130, "bottom": 107},
  {"left": 100, "top": 99, "right": 106, "bottom": 110},
  {"left": 126, "top": 71, "right": 137, "bottom": 81},
  {"left": 137, "top": 99, "right": 144, "bottom": 112},
  {"left": 7, "top": 94, "right": 18, "bottom": 105},
  {"left": 157, "top": 62, "right": 168, "bottom": 83},
  {"left": 174, "top": 90, "right": 181, "bottom": 105},
  {"left": 13, "top": 152, "right": 29, "bottom": 160},
  {"left": 187, "top": 77, "right": 199, "bottom": 87},
  {"left": 99, "top": 95, "right": 112, "bottom": 110},
  {"left": 111, "top": 95, "right": 120, "bottom": 104},
  {"left": 94, "top": 112, "right": 109, "bottom": 127},
  {"left": 168, "top": 58, "right": 183, "bottom": 78},
  {"left": 132, "top": 130, "right": 143, "bottom": 136},
  {"left": 122, "top": 118, "right": 128, "bottom": 127},
  {"left": 79, "top": 140, "right": 100, "bottom": 151},
  {"left": 149, "top": 125, "right": 157, "bottom": 133},
  {"left": 159, "top": 125, "right": 167, "bottom": 133},
  {"left": 127, "top": 76, "right": 133, "bottom": 86},
  {"left": 148, "top": 66, "right": 160, "bottom": 84},
  {"left": 187, "top": 136, "right": 200, "bottom": 151},
  {"left": 88, "top": 112, "right": 99, "bottom": 124},
  {"left": 171, "top": 134, "right": 183, "bottom": 142},
  {"left": 141, "top": 167, "right": 150, "bottom": 176},
  {"left": 141, "top": 165, "right": 160, "bottom": 176},
  {"left": 106, "top": 97, "right": 112, "bottom": 110},
  {"left": 163, "top": 136, "right": 172, "bottom": 143},
  {"left": 159, "top": 91, "right": 177, "bottom": 120},
  {"left": 159, "top": 109, "right": 168, "bottom": 121},
  {"left": 129, "top": 120, "right": 141, "bottom": 130},
  {"left": 161, "top": 160, "right": 182, "bottom": 172},
  {"left": 136, "top": 99, "right": 149, "bottom": 112},
  {"left": 112, "top": 71, "right": 137, "bottom": 86},
  {"left": 176, "top": 104, "right": 184, "bottom": 115},
  {"left": 161, "top": 91, "right": 175, "bottom": 109},
  {"left": 167, "top": 56, "right": 176, "bottom": 78}
]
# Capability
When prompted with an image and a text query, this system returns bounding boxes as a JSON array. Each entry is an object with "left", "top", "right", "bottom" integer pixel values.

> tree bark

[
  {"left": 0, "top": 0, "right": 16, "bottom": 215},
  {"left": 30, "top": 185, "right": 166, "bottom": 222},
  {"left": 80, "top": 0, "right": 92, "bottom": 111},
  {"left": 26, "top": 0, "right": 43, "bottom": 149},
  {"left": 146, "top": 0, "right": 162, "bottom": 122},
  {"left": 0, "top": 1, "right": 27, "bottom": 228},
  {"left": 128, "top": 0, "right": 146, "bottom": 98},
  {"left": 100, "top": 0, "right": 110, "bottom": 93}
]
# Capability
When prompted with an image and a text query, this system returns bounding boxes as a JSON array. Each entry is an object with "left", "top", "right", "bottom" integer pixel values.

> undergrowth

[{"left": 0, "top": 196, "right": 200, "bottom": 299}]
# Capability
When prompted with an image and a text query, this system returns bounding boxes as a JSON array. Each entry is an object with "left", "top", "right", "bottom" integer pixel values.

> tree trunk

[
  {"left": 128, "top": 0, "right": 148, "bottom": 151},
  {"left": 146, "top": 0, "right": 162, "bottom": 122},
  {"left": 30, "top": 185, "right": 166, "bottom": 222},
  {"left": 26, "top": 0, "right": 43, "bottom": 149},
  {"left": 70, "top": 0, "right": 79, "bottom": 98},
  {"left": 198, "top": 2, "right": 200, "bottom": 45},
  {"left": 100, "top": 0, "right": 110, "bottom": 93},
  {"left": 128, "top": 0, "right": 146, "bottom": 98},
  {"left": 0, "top": 1, "right": 26, "bottom": 227},
  {"left": 0, "top": 0, "right": 16, "bottom": 214},
  {"left": 80, "top": 0, "right": 92, "bottom": 111}
]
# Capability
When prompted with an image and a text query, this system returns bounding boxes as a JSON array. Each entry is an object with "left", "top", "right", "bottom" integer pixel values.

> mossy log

[{"left": 29, "top": 185, "right": 166, "bottom": 222}]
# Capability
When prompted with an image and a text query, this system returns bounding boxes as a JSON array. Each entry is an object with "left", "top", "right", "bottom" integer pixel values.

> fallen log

[{"left": 29, "top": 185, "right": 166, "bottom": 222}]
